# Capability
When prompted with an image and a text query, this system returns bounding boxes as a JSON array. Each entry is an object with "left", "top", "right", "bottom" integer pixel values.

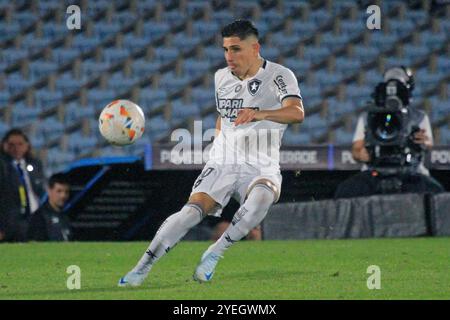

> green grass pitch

[{"left": 0, "top": 238, "right": 449, "bottom": 300}]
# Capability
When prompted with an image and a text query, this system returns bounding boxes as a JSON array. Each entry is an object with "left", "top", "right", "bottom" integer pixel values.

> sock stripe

[
  {"left": 253, "top": 184, "right": 276, "bottom": 197},
  {"left": 185, "top": 203, "right": 205, "bottom": 218}
]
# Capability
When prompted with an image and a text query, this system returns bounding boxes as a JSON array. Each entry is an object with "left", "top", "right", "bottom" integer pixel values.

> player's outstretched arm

[{"left": 234, "top": 97, "right": 304, "bottom": 126}]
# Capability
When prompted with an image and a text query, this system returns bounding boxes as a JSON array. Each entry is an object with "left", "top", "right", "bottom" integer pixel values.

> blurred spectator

[
  {"left": 0, "top": 129, "right": 46, "bottom": 242},
  {"left": 28, "top": 173, "right": 71, "bottom": 241}
]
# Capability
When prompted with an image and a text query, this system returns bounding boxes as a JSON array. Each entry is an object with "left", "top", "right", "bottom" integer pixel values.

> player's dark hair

[
  {"left": 221, "top": 19, "right": 259, "bottom": 40},
  {"left": 48, "top": 173, "right": 70, "bottom": 189}
]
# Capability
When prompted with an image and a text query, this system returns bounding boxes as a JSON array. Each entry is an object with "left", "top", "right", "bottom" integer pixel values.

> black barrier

[
  {"left": 263, "top": 193, "right": 428, "bottom": 240},
  {"left": 429, "top": 193, "right": 450, "bottom": 236}
]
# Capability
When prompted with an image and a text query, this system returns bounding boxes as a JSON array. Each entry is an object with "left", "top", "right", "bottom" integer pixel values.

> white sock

[
  {"left": 132, "top": 204, "right": 204, "bottom": 274},
  {"left": 209, "top": 185, "right": 274, "bottom": 256}
]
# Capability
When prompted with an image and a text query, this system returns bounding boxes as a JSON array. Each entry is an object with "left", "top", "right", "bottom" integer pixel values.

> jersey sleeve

[
  {"left": 273, "top": 67, "right": 302, "bottom": 103},
  {"left": 352, "top": 114, "right": 366, "bottom": 142},
  {"left": 419, "top": 113, "right": 434, "bottom": 145}
]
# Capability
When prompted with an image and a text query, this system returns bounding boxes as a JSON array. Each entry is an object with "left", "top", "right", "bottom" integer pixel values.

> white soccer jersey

[{"left": 208, "top": 59, "right": 302, "bottom": 175}]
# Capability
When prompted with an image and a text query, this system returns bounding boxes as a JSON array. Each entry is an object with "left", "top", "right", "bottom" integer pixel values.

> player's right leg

[{"left": 118, "top": 192, "right": 217, "bottom": 287}]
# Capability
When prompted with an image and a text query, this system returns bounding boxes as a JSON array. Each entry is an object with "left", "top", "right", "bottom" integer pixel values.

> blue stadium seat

[
  {"left": 82, "top": 60, "right": 111, "bottom": 78},
  {"left": 132, "top": 58, "right": 161, "bottom": 78},
  {"left": 440, "top": 126, "right": 450, "bottom": 145},
  {"left": 261, "top": 9, "right": 284, "bottom": 27},
  {"left": 186, "top": 1, "right": 206, "bottom": 16},
  {"left": 0, "top": 91, "right": 10, "bottom": 106},
  {"left": 193, "top": 21, "right": 220, "bottom": 40},
  {"left": 284, "top": 58, "right": 311, "bottom": 76},
  {"left": 43, "top": 21, "right": 68, "bottom": 38},
  {"left": 408, "top": 10, "right": 428, "bottom": 25},
  {"left": 260, "top": 47, "right": 280, "bottom": 62},
  {"left": 103, "top": 47, "right": 130, "bottom": 64},
  {"left": 53, "top": 48, "right": 81, "bottom": 64},
  {"left": 420, "top": 30, "right": 447, "bottom": 50},
  {"left": 364, "top": 69, "right": 383, "bottom": 86},
  {"left": 437, "top": 56, "right": 450, "bottom": 73},
  {"left": 303, "top": 46, "right": 331, "bottom": 64},
  {"left": 72, "top": 35, "right": 102, "bottom": 53},
  {"left": 64, "top": 102, "right": 97, "bottom": 125},
  {"left": 123, "top": 34, "right": 151, "bottom": 52},
  {"left": 201, "top": 114, "right": 217, "bottom": 131},
  {"left": 290, "top": 20, "right": 317, "bottom": 38},
  {"left": 7, "top": 73, "right": 34, "bottom": 95},
  {"left": 143, "top": 21, "right": 170, "bottom": 41},
  {"left": 29, "top": 60, "right": 58, "bottom": 80},
  {"left": 145, "top": 115, "right": 171, "bottom": 141},
  {"left": 22, "top": 35, "right": 51, "bottom": 55},
  {"left": 282, "top": 127, "right": 312, "bottom": 145},
  {"left": 335, "top": 57, "right": 362, "bottom": 74},
  {"left": 352, "top": 45, "right": 380, "bottom": 62},
  {"left": 0, "top": 120, "right": 8, "bottom": 137},
  {"left": 315, "top": 70, "right": 343, "bottom": 90},
  {"left": 389, "top": 19, "right": 415, "bottom": 37},
  {"left": 369, "top": 32, "right": 399, "bottom": 51},
  {"left": 301, "top": 112, "right": 327, "bottom": 130},
  {"left": 35, "top": 88, "right": 63, "bottom": 109},
  {"left": 154, "top": 47, "right": 179, "bottom": 64},
  {"left": 204, "top": 46, "right": 224, "bottom": 65},
  {"left": 160, "top": 71, "right": 191, "bottom": 94},
  {"left": 40, "top": 117, "right": 65, "bottom": 141},
  {"left": 139, "top": 89, "right": 167, "bottom": 112},
  {"left": 320, "top": 32, "right": 351, "bottom": 51},
  {"left": 333, "top": 127, "right": 354, "bottom": 144},
  {"left": 67, "top": 131, "right": 98, "bottom": 154},
  {"left": 429, "top": 97, "right": 450, "bottom": 121},
  {"left": 94, "top": 22, "right": 122, "bottom": 39},
  {"left": 107, "top": 72, "right": 138, "bottom": 92},
  {"left": 326, "top": 98, "right": 355, "bottom": 122},
  {"left": 270, "top": 32, "right": 301, "bottom": 52},
  {"left": 163, "top": 10, "right": 186, "bottom": 27},
  {"left": 11, "top": 102, "right": 42, "bottom": 127},
  {"left": 56, "top": 72, "right": 85, "bottom": 95},
  {"left": 402, "top": 44, "right": 430, "bottom": 62},
  {"left": 171, "top": 99, "right": 201, "bottom": 121},
  {"left": 384, "top": 56, "right": 413, "bottom": 69},
  {"left": 331, "top": 0, "right": 356, "bottom": 14},
  {"left": 15, "top": 12, "right": 38, "bottom": 28},
  {"left": 172, "top": 32, "right": 202, "bottom": 53},
  {"left": 1, "top": 48, "right": 28, "bottom": 66},
  {"left": 309, "top": 9, "right": 332, "bottom": 26},
  {"left": 299, "top": 84, "right": 321, "bottom": 100},
  {"left": 415, "top": 68, "right": 446, "bottom": 91},
  {"left": 192, "top": 87, "right": 214, "bottom": 108},
  {"left": 115, "top": 11, "right": 136, "bottom": 26},
  {"left": 346, "top": 84, "right": 373, "bottom": 106},
  {"left": 281, "top": 0, "right": 309, "bottom": 14},
  {"left": 212, "top": 11, "right": 234, "bottom": 26},
  {"left": 340, "top": 20, "right": 365, "bottom": 37},
  {"left": 38, "top": 1, "right": 62, "bottom": 15},
  {"left": 0, "top": 22, "right": 20, "bottom": 41},
  {"left": 46, "top": 147, "right": 76, "bottom": 173},
  {"left": 87, "top": 88, "right": 116, "bottom": 110},
  {"left": 184, "top": 59, "right": 211, "bottom": 78}
]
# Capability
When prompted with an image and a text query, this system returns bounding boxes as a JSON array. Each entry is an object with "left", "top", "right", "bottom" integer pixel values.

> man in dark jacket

[
  {"left": 0, "top": 128, "right": 46, "bottom": 242},
  {"left": 28, "top": 173, "right": 71, "bottom": 241}
]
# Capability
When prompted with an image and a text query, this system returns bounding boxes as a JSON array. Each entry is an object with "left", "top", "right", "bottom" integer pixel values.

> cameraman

[{"left": 335, "top": 67, "right": 445, "bottom": 198}]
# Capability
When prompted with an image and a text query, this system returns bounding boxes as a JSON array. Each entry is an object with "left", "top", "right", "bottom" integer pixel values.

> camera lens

[{"left": 371, "top": 112, "right": 400, "bottom": 141}]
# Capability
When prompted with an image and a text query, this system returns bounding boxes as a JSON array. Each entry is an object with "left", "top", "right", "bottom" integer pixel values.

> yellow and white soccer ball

[{"left": 99, "top": 99, "right": 145, "bottom": 146}]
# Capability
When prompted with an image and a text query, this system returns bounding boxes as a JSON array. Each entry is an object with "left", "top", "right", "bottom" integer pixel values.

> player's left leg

[{"left": 193, "top": 178, "right": 278, "bottom": 282}]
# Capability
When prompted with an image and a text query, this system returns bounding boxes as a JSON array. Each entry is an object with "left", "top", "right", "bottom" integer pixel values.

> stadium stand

[{"left": 0, "top": 0, "right": 448, "bottom": 176}]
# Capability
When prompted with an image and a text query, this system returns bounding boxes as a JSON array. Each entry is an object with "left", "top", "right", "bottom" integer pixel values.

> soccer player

[{"left": 119, "top": 19, "right": 304, "bottom": 286}]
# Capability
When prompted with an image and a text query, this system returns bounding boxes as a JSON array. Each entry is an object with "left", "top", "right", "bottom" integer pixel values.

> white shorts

[{"left": 190, "top": 162, "right": 282, "bottom": 217}]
